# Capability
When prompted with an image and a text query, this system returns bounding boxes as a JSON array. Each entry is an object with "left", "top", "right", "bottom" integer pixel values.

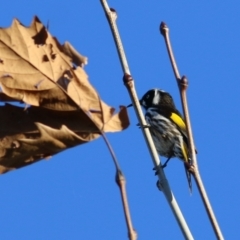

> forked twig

[
  {"left": 160, "top": 22, "right": 224, "bottom": 240},
  {"left": 100, "top": 1, "right": 194, "bottom": 239}
]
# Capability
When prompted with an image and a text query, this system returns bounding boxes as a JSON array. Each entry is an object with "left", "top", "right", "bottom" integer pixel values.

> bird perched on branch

[{"left": 128, "top": 88, "right": 192, "bottom": 191}]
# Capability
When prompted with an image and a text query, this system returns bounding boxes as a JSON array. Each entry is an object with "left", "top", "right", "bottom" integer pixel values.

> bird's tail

[
  {"left": 182, "top": 142, "right": 192, "bottom": 193},
  {"left": 184, "top": 163, "right": 192, "bottom": 193}
]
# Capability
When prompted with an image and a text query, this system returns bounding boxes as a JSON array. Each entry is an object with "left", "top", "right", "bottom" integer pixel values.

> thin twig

[
  {"left": 160, "top": 23, "right": 196, "bottom": 166},
  {"left": 101, "top": 133, "right": 137, "bottom": 240},
  {"left": 100, "top": 1, "right": 194, "bottom": 239},
  {"left": 115, "top": 168, "right": 137, "bottom": 240},
  {"left": 160, "top": 22, "right": 224, "bottom": 240}
]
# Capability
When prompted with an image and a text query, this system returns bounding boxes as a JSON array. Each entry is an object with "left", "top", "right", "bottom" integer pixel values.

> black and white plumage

[{"left": 140, "top": 88, "right": 192, "bottom": 191}]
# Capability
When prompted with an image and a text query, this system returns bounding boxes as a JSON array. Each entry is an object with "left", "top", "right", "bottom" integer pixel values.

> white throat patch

[{"left": 153, "top": 89, "right": 160, "bottom": 105}]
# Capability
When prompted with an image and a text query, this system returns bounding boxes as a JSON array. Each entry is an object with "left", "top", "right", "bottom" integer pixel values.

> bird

[{"left": 129, "top": 88, "right": 192, "bottom": 191}]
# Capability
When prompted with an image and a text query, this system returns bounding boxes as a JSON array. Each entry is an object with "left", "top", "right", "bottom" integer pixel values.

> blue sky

[{"left": 1, "top": 1, "right": 240, "bottom": 239}]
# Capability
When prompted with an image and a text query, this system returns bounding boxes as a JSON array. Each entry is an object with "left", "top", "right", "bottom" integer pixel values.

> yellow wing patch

[
  {"left": 170, "top": 113, "right": 189, "bottom": 163},
  {"left": 182, "top": 141, "right": 189, "bottom": 163},
  {"left": 170, "top": 113, "right": 186, "bottom": 131}
]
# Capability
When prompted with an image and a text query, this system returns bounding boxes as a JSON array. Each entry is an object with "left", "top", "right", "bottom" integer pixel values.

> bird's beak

[{"left": 127, "top": 99, "right": 142, "bottom": 108}]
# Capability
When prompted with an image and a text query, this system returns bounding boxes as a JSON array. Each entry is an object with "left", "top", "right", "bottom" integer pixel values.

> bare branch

[{"left": 160, "top": 21, "right": 224, "bottom": 240}]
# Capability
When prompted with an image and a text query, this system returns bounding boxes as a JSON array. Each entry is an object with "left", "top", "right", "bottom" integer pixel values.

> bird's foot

[
  {"left": 156, "top": 180, "right": 163, "bottom": 191},
  {"left": 161, "top": 156, "right": 172, "bottom": 169},
  {"left": 153, "top": 164, "right": 162, "bottom": 175},
  {"left": 153, "top": 159, "right": 169, "bottom": 175},
  {"left": 136, "top": 123, "right": 150, "bottom": 129}
]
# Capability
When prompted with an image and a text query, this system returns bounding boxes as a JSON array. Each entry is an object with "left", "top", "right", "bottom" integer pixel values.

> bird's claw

[
  {"left": 156, "top": 180, "right": 163, "bottom": 191},
  {"left": 153, "top": 165, "right": 162, "bottom": 175},
  {"left": 136, "top": 123, "right": 150, "bottom": 129}
]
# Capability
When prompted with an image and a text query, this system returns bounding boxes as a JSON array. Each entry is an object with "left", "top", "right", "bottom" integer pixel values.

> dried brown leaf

[
  {"left": 0, "top": 16, "right": 128, "bottom": 130},
  {"left": 0, "top": 17, "right": 130, "bottom": 173}
]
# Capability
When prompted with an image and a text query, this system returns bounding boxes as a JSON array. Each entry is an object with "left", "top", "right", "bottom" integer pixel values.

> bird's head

[
  {"left": 141, "top": 88, "right": 176, "bottom": 110},
  {"left": 127, "top": 88, "right": 176, "bottom": 110}
]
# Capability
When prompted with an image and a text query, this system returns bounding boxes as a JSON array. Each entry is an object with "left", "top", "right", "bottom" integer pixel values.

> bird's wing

[
  {"left": 157, "top": 108, "right": 193, "bottom": 191},
  {"left": 170, "top": 112, "right": 192, "bottom": 163},
  {"left": 169, "top": 112, "right": 187, "bottom": 137},
  {"left": 157, "top": 108, "right": 188, "bottom": 139},
  {"left": 170, "top": 111, "right": 198, "bottom": 153}
]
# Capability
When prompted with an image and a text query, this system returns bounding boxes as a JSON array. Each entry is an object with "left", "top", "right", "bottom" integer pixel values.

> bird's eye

[{"left": 146, "top": 95, "right": 149, "bottom": 99}]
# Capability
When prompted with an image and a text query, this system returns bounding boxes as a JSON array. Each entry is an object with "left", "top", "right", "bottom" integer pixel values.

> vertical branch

[
  {"left": 160, "top": 22, "right": 196, "bottom": 168},
  {"left": 100, "top": 1, "right": 130, "bottom": 74},
  {"left": 100, "top": 1, "right": 194, "bottom": 239},
  {"left": 160, "top": 22, "right": 224, "bottom": 240}
]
